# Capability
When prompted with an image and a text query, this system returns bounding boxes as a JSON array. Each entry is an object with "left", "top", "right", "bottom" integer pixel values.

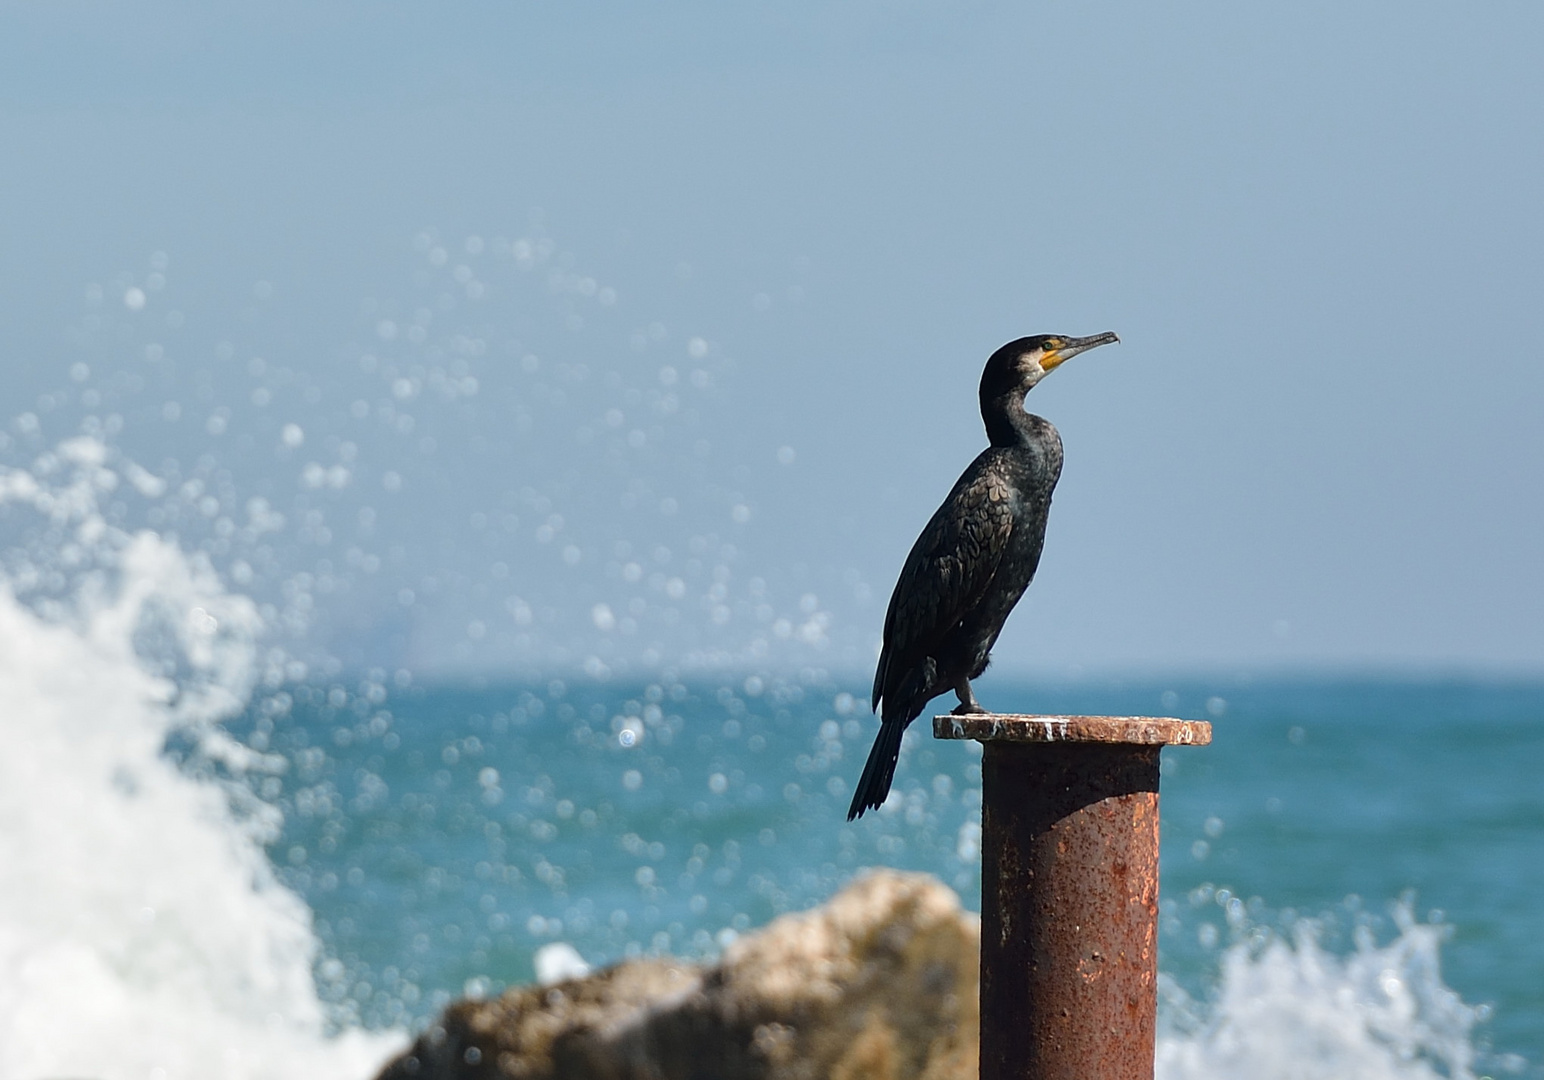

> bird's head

[{"left": 980, "top": 332, "right": 1120, "bottom": 399}]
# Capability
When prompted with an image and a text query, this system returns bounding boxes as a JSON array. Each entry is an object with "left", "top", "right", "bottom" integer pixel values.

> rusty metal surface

[
  {"left": 934, "top": 714, "right": 1211, "bottom": 746},
  {"left": 978, "top": 741, "right": 1163, "bottom": 1080}
]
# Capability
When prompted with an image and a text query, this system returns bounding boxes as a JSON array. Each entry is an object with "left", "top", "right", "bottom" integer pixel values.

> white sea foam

[
  {"left": 0, "top": 440, "right": 402, "bottom": 1080},
  {"left": 1157, "top": 906, "right": 1488, "bottom": 1080}
]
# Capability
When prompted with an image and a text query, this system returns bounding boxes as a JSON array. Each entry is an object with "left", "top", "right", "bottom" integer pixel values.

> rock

[{"left": 376, "top": 869, "right": 979, "bottom": 1080}]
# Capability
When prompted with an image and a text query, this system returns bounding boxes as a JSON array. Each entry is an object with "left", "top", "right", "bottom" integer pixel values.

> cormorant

[{"left": 847, "top": 332, "right": 1119, "bottom": 820}]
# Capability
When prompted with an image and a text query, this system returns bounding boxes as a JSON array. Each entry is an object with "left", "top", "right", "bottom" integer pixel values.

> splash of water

[
  {"left": 48, "top": 233, "right": 854, "bottom": 684},
  {"left": 1158, "top": 903, "right": 1491, "bottom": 1080},
  {"left": 0, "top": 438, "right": 402, "bottom": 1079}
]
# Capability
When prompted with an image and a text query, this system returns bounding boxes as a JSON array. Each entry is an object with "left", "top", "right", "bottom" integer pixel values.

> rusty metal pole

[{"left": 935, "top": 715, "right": 1211, "bottom": 1080}]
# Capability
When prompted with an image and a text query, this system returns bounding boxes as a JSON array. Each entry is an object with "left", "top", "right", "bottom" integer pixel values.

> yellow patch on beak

[{"left": 1038, "top": 347, "right": 1065, "bottom": 372}]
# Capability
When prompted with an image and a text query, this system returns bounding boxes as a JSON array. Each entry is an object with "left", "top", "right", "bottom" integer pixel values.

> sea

[
  {"left": 1, "top": 236, "right": 1540, "bottom": 1078},
  {"left": 6, "top": 591, "right": 1541, "bottom": 1079}
]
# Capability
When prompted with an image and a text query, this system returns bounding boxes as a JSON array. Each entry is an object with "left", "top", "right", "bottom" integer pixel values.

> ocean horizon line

[{"left": 313, "top": 661, "right": 1544, "bottom": 693}]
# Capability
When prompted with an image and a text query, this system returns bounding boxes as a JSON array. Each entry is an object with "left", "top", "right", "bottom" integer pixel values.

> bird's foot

[{"left": 953, "top": 678, "right": 987, "bottom": 715}]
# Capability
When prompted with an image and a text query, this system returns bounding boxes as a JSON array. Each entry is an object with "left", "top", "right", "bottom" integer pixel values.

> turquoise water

[{"left": 237, "top": 673, "right": 1544, "bottom": 1074}]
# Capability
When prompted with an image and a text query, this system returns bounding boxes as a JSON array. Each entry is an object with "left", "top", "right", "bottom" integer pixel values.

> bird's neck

[{"left": 981, "top": 390, "right": 1039, "bottom": 448}]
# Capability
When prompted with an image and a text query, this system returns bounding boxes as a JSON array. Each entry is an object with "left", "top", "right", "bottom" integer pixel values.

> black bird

[{"left": 848, "top": 332, "right": 1119, "bottom": 820}]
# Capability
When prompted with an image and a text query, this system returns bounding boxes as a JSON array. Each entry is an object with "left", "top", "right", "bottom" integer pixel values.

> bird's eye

[{"left": 1041, "top": 339, "right": 1060, "bottom": 353}]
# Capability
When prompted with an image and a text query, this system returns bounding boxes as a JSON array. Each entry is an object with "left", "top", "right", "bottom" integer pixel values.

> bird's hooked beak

[{"left": 1039, "top": 331, "right": 1119, "bottom": 373}]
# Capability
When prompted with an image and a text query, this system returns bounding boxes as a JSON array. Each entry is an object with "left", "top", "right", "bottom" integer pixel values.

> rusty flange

[{"left": 934, "top": 714, "right": 1211, "bottom": 746}]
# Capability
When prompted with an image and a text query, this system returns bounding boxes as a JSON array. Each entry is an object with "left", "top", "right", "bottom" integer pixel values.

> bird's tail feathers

[{"left": 847, "top": 719, "right": 906, "bottom": 821}]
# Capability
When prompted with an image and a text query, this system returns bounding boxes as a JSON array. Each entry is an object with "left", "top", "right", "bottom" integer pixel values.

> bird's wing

[{"left": 872, "top": 464, "right": 1015, "bottom": 712}]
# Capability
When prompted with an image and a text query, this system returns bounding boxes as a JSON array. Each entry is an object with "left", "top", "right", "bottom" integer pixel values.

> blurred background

[{"left": 1, "top": 2, "right": 1541, "bottom": 1078}]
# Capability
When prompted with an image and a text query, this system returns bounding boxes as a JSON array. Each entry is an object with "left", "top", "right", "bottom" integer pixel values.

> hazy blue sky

[{"left": 2, "top": 1, "right": 1542, "bottom": 678}]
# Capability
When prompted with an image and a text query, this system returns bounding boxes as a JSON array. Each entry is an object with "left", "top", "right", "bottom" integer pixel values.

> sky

[{"left": 1, "top": 1, "right": 1542, "bottom": 679}]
